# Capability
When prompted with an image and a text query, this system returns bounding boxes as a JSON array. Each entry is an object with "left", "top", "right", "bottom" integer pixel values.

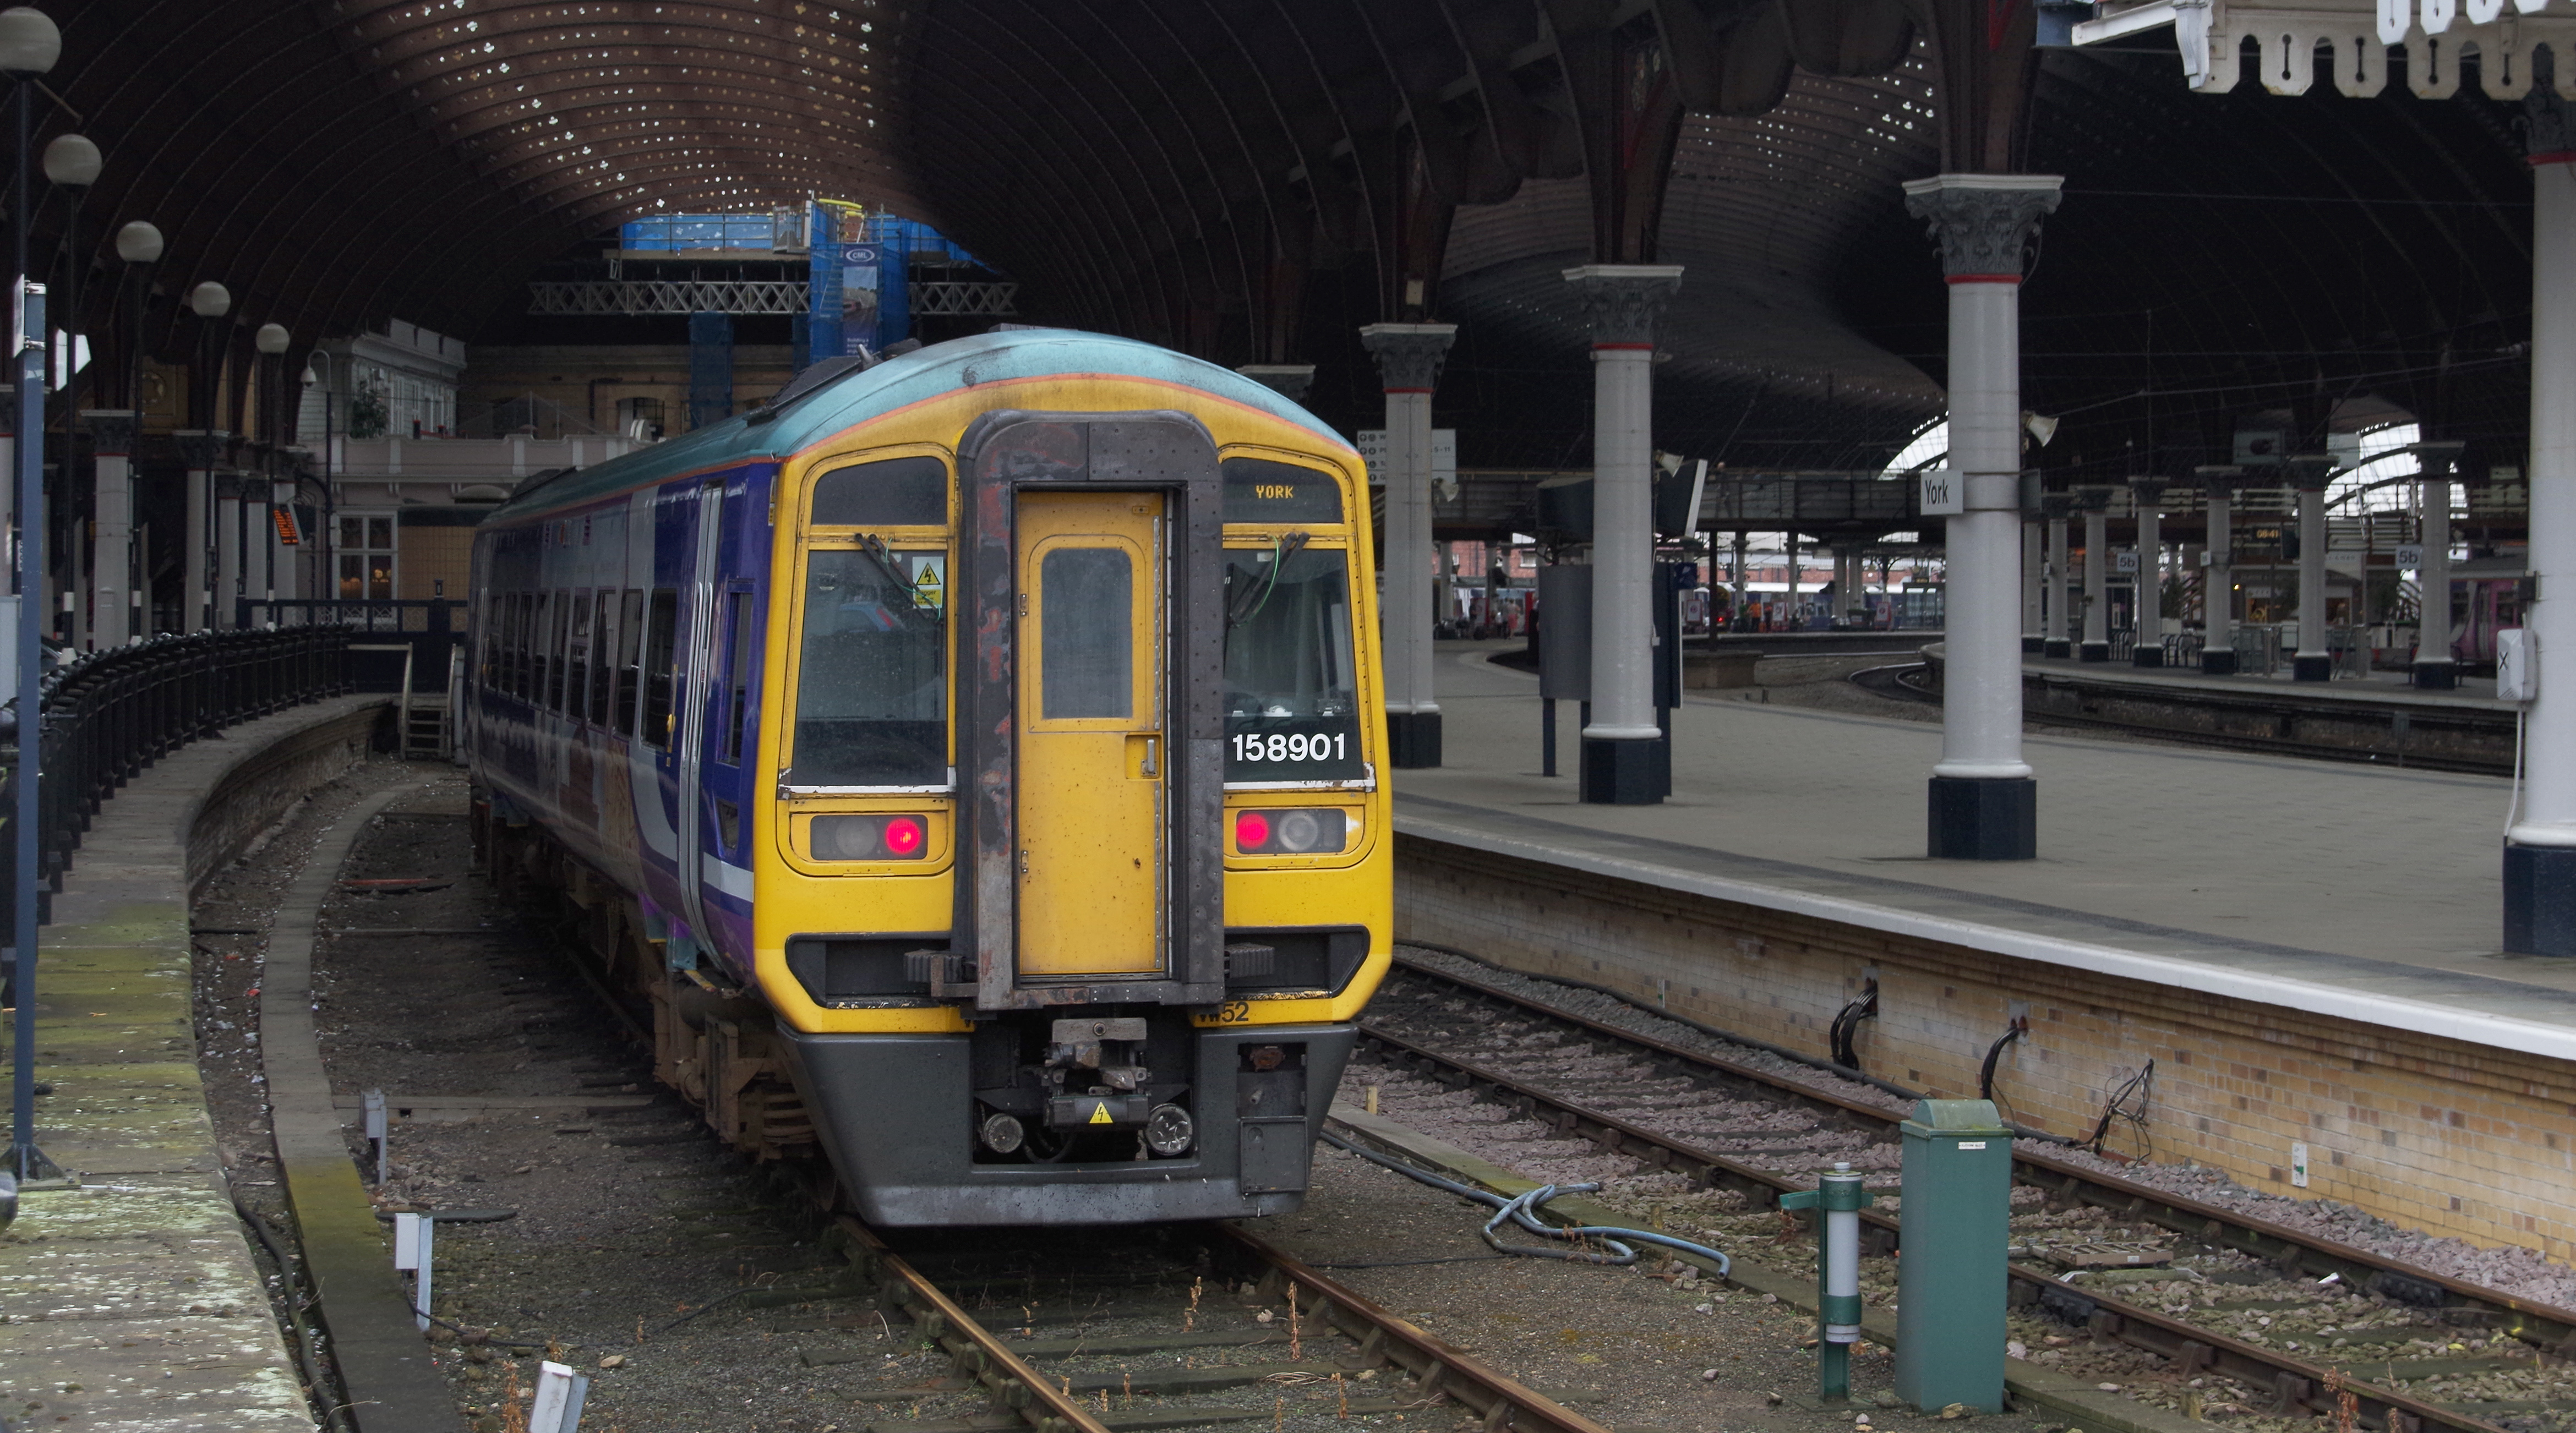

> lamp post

[
  {"left": 42, "top": 132, "right": 94, "bottom": 650},
  {"left": 303, "top": 354, "right": 335, "bottom": 610},
  {"left": 95, "top": 223, "right": 155, "bottom": 647},
  {"left": 1, "top": 1, "right": 62, "bottom": 1185},
  {"left": 255, "top": 322, "right": 288, "bottom": 615},
  {"left": 179, "top": 280, "right": 228, "bottom": 634}
]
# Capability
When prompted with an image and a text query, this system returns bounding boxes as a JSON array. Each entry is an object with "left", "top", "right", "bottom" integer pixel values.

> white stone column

[
  {"left": 2042, "top": 493, "right": 2073, "bottom": 658},
  {"left": 86, "top": 411, "right": 135, "bottom": 648},
  {"left": 2129, "top": 478, "right": 2168, "bottom": 668},
  {"left": 1564, "top": 264, "right": 1683, "bottom": 805},
  {"left": 2197, "top": 467, "right": 2242, "bottom": 675},
  {"left": 2508, "top": 103, "right": 2576, "bottom": 953},
  {"left": 176, "top": 430, "right": 224, "bottom": 635},
  {"left": 2077, "top": 486, "right": 2113, "bottom": 662},
  {"left": 1357, "top": 323, "right": 1456, "bottom": 769},
  {"left": 2413, "top": 454, "right": 2459, "bottom": 689},
  {"left": 1903, "top": 173, "right": 2060, "bottom": 860},
  {"left": 2288, "top": 456, "right": 2335, "bottom": 681},
  {"left": 214, "top": 473, "right": 245, "bottom": 631},
  {"left": 2021, "top": 518, "right": 2044, "bottom": 652}
]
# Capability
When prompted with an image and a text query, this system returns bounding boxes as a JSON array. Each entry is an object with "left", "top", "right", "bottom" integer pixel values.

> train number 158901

[{"left": 1230, "top": 731, "right": 1347, "bottom": 764}]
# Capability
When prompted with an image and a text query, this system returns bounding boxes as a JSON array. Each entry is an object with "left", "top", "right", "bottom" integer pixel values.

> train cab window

[
  {"left": 567, "top": 592, "right": 594, "bottom": 724},
  {"left": 811, "top": 455, "right": 946, "bottom": 526},
  {"left": 643, "top": 588, "right": 679, "bottom": 747},
  {"left": 790, "top": 548, "right": 946, "bottom": 786},
  {"left": 1223, "top": 545, "right": 1365, "bottom": 783},
  {"left": 720, "top": 589, "right": 755, "bottom": 764},
  {"left": 1221, "top": 457, "right": 1344, "bottom": 524},
  {"left": 615, "top": 589, "right": 645, "bottom": 732}
]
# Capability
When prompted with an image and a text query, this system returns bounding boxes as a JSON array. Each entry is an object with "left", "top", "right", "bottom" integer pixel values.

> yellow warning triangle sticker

[{"left": 1087, "top": 1102, "right": 1114, "bottom": 1125}]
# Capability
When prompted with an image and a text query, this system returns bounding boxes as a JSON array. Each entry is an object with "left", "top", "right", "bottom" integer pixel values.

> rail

[
  {"left": 1367, "top": 956, "right": 2551, "bottom": 1433},
  {"left": 3, "top": 626, "right": 356, "bottom": 932}
]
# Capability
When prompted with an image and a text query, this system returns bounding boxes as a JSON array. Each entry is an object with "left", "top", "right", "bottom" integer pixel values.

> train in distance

[{"left": 463, "top": 329, "right": 1393, "bottom": 1226}]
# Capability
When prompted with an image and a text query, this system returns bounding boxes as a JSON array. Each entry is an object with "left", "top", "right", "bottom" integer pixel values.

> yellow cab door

[{"left": 1015, "top": 491, "right": 1167, "bottom": 977}]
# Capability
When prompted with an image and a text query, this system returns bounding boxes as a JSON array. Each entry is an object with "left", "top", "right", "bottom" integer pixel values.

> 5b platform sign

[{"left": 1918, "top": 467, "right": 1962, "bottom": 517}]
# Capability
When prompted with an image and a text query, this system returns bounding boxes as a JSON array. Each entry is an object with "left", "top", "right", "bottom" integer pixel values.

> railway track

[
  {"left": 843, "top": 1218, "right": 1611, "bottom": 1433},
  {"left": 1356, "top": 953, "right": 2576, "bottom": 1433},
  {"left": 1846, "top": 662, "right": 2512, "bottom": 776}
]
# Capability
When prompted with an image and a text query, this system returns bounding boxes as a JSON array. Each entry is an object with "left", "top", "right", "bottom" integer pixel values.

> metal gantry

[{"left": 526, "top": 279, "right": 1019, "bottom": 318}]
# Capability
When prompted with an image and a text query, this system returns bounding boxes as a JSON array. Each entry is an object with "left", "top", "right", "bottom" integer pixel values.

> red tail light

[
  {"left": 1233, "top": 808, "right": 1347, "bottom": 855},
  {"left": 811, "top": 814, "right": 931, "bottom": 861}
]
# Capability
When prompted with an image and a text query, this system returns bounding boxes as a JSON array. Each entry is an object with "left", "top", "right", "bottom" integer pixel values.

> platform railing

[{"left": 0, "top": 626, "right": 357, "bottom": 937}]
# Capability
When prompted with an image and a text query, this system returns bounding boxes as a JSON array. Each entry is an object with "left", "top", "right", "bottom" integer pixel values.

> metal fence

[
  {"left": 238, "top": 600, "right": 467, "bottom": 691},
  {"left": 5, "top": 626, "right": 357, "bottom": 934}
]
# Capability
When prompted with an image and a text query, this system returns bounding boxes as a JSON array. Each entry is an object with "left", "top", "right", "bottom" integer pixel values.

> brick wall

[{"left": 1398, "top": 834, "right": 2576, "bottom": 1259}]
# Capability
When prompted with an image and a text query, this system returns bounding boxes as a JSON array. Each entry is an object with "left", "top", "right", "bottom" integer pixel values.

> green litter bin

[{"left": 1892, "top": 1098, "right": 2013, "bottom": 1414}]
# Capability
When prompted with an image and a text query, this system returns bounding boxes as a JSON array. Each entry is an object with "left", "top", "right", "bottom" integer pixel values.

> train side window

[
  {"left": 567, "top": 590, "right": 594, "bottom": 725},
  {"left": 642, "top": 588, "right": 680, "bottom": 747},
  {"left": 511, "top": 592, "right": 532, "bottom": 700},
  {"left": 720, "top": 588, "right": 754, "bottom": 765},
  {"left": 790, "top": 549, "right": 946, "bottom": 786},
  {"left": 590, "top": 590, "right": 617, "bottom": 726},
  {"left": 550, "top": 592, "right": 575, "bottom": 713},
  {"left": 530, "top": 592, "right": 551, "bottom": 705},
  {"left": 616, "top": 589, "right": 646, "bottom": 733},
  {"left": 810, "top": 455, "right": 946, "bottom": 526}
]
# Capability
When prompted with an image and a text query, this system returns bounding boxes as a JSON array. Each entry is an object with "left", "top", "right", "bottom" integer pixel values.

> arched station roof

[{"left": 36, "top": 0, "right": 2552, "bottom": 474}]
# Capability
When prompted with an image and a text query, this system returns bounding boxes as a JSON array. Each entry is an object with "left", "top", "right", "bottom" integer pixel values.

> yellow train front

[{"left": 464, "top": 330, "right": 1391, "bottom": 1225}]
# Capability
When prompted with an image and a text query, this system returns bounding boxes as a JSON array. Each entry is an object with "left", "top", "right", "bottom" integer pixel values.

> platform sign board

[
  {"left": 1918, "top": 466, "right": 1962, "bottom": 517},
  {"left": 2115, "top": 550, "right": 2140, "bottom": 573},
  {"left": 1355, "top": 429, "right": 1455, "bottom": 488},
  {"left": 2394, "top": 544, "right": 2425, "bottom": 568}
]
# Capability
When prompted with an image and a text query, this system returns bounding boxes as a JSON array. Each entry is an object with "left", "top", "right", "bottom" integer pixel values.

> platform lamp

[
  {"left": 181, "top": 281, "right": 228, "bottom": 634},
  {"left": 0, "top": 2, "right": 63, "bottom": 1187},
  {"left": 111, "top": 221, "right": 160, "bottom": 412},
  {"left": 42, "top": 132, "right": 95, "bottom": 650}
]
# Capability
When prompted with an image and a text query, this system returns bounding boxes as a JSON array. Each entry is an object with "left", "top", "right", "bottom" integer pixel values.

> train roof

[{"left": 483, "top": 329, "right": 1352, "bottom": 525}]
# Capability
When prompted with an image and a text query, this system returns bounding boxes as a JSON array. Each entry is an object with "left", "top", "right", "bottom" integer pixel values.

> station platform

[
  {"left": 1390, "top": 644, "right": 2569, "bottom": 1257},
  {"left": 0, "top": 696, "right": 385, "bottom": 1432}
]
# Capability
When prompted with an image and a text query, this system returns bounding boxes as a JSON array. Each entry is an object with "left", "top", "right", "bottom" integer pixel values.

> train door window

[
  {"left": 1040, "top": 549, "right": 1133, "bottom": 719},
  {"left": 589, "top": 590, "right": 616, "bottom": 725},
  {"left": 790, "top": 547, "right": 947, "bottom": 786},
  {"left": 1222, "top": 545, "right": 1365, "bottom": 783},
  {"left": 566, "top": 590, "right": 594, "bottom": 724},
  {"left": 719, "top": 587, "right": 755, "bottom": 765},
  {"left": 527, "top": 592, "right": 549, "bottom": 704},
  {"left": 642, "top": 587, "right": 679, "bottom": 747},
  {"left": 616, "top": 588, "right": 646, "bottom": 733}
]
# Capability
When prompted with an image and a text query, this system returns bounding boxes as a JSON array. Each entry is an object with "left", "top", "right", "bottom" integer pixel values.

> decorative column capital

[
  {"left": 1235, "top": 364, "right": 1317, "bottom": 404},
  {"left": 1560, "top": 264, "right": 1684, "bottom": 347},
  {"left": 2284, "top": 455, "right": 2338, "bottom": 493},
  {"left": 1358, "top": 323, "right": 1456, "bottom": 393},
  {"left": 173, "top": 429, "right": 231, "bottom": 470},
  {"left": 1900, "top": 174, "right": 2064, "bottom": 279},
  {"left": 214, "top": 473, "right": 247, "bottom": 500},
  {"left": 2529, "top": 56, "right": 2576, "bottom": 160},
  {"left": 2040, "top": 491, "right": 2076, "bottom": 520},
  {"left": 2193, "top": 464, "right": 2249, "bottom": 499},
  {"left": 2073, "top": 484, "right": 2116, "bottom": 512},
  {"left": 2127, "top": 476, "right": 2170, "bottom": 508},
  {"left": 83, "top": 409, "right": 137, "bottom": 456}
]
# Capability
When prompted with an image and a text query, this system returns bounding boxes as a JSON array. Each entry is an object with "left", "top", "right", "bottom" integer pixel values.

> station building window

[{"left": 338, "top": 513, "right": 396, "bottom": 599}]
